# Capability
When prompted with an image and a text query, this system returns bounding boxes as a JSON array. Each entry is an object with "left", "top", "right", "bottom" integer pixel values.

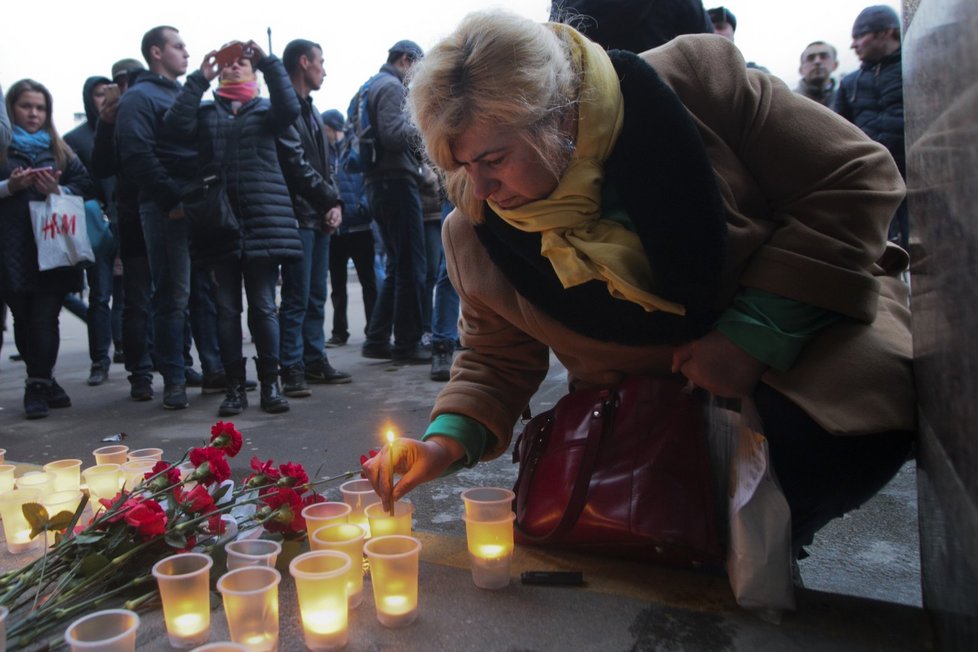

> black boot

[
  {"left": 219, "top": 358, "right": 248, "bottom": 417},
  {"left": 430, "top": 341, "right": 454, "bottom": 382},
  {"left": 24, "top": 379, "right": 49, "bottom": 419},
  {"left": 255, "top": 357, "right": 289, "bottom": 414}
]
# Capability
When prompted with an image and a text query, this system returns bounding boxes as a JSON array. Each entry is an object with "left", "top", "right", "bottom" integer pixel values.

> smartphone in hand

[
  {"left": 215, "top": 42, "right": 244, "bottom": 67},
  {"left": 103, "top": 83, "right": 120, "bottom": 103}
]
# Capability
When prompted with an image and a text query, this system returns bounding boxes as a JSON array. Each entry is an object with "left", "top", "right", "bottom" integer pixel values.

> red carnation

[
  {"left": 246, "top": 457, "right": 281, "bottom": 489},
  {"left": 182, "top": 485, "right": 217, "bottom": 515},
  {"left": 276, "top": 462, "right": 309, "bottom": 492},
  {"left": 359, "top": 449, "right": 380, "bottom": 478},
  {"left": 207, "top": 513, "right": 227, "bottom": 536},
  {"left": 189, "top": 447, "right": 231, "bottom": 485},
  {"left": 99, "top": 493, "right": 135, "bottom": 522},
  {"left": 144, "top": 460, "right": 181, "bottom": 493},
  {"left": 260, "top": 487, "right": 304, "bottom": 534},
  {"left": 124, "top": 499, "right": 167, "bottom": 540},
  {"left": 210, "top": 421, "right": 243, "bottom": 457}
]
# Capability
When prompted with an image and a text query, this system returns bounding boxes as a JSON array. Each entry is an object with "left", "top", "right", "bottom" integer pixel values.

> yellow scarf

[{"left": 487, "top": 24, "right": 685, "bottom": 316}]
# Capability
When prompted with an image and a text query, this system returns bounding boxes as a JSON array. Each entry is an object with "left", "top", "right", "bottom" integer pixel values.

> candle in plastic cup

[
  {"left": 363, "top": 535, "right": 421, "bottom": 628},
  {"left": 127, "top": 447, "right": 164, "bottom": 462},
  {"left": 464, "top": 513, "right": 516, "bottom": 589},
  {"left": 311, "top": 523, "right": 366, "bottom": 608},
  {"left": 0, "top": 465, "right": 16, "bottom": 493},
  {"left": 43, "top": 459, "right": 83, "bottom": 492},
  {"left": 191, "top": 644, "right": 248, "bottom": 651},
  {"left": 0, "top": 488, "right": 42, "bottom": 553},
  {"left": 217, "top": 566, "right": 281, "bottom": 651},
  {"left": 64, "top": 608, "right": 140, "bottom": 652},
  {"left": 41, "top": 491, "right": 83, "bottom": 546},
  {"left": 290, "top": 551, "right": 352, "bottom": 651},
  {"left": 225, "top": 539, "right": 282, "bottom": 572},
  {"left": 460, "top": 487, "right": 515, "bottom": 522},
  {"left": 302, "top": 501, "right": 351, "bottom": 537},
  {"left": 339, "top": 479, "right": 381, "bottom": 537},
  {"left": 15, "top": 471, "right": 53, "bottom": 494},
  {"left": 365, "top": 501, "right": 413, "bottom": 537},
  {"left": 152, "top": 553, "right": 214, "bottom": 648},
  {"left": 120, "top": 459, "right": 156, "bottom": 492},
  {"left": 82, "top": 464, "right": 121, "bottom": 509},
  {"left": 93, "top": 445, "right": 129, "bottom": 466}
]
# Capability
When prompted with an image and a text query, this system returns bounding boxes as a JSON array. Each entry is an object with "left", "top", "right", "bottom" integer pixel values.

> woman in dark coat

[
  {"left": 0, "top": 79, "right": 93, "bottom": 418},
  {"left": 165, "top": 41, "right": 303, "bottom": 416}
]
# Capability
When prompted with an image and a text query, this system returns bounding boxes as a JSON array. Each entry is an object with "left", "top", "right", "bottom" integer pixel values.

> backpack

[{"left": 345, "top": 74, "right": 382, "bottom": 173}]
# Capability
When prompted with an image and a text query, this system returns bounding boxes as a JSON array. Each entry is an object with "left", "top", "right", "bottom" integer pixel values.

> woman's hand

[
  {"left": 7, "top": 167, "right": 34, "bottom": 193},
  {"left": 31, "top": 168, "right": 62, "bottom": 196},
  {"left": 362, "top": 437, "right": 465, "bottom": 511},
  {"left": 322, "top": 206, "right": 342, "bottom": 234},
  {"left": 244, "top": 40, "right": 266, "bottom": 65},
  {"left": 671, "top": 330, "right": 768, "bottom": 398},
  {"left": 200, "top": 51, "right": 221, "bottom": 81}
]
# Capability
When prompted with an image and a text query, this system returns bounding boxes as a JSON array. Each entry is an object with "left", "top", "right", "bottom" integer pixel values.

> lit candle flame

[{"left": 386, "top": 430, "right": 395, "bottom": 445}]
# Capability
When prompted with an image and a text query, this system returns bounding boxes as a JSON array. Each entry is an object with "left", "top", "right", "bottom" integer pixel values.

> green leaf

[
  {"left": 23, "top": 502, "right": 50, "bottom": 539},
  {"left": 80, "top": 553, "right": 111, "bottom": 577},
  {"left": 212, "top": 483, "right": 231, "bottom": 504},
  {"left": 73, "top": 532, "right": 106, "bottom": 545},
  {"left": 165, "top": 532, "right": 188, "bottom": 549},
  {"left": 48, "top": 510, "right": 75, "bottom": 533}
]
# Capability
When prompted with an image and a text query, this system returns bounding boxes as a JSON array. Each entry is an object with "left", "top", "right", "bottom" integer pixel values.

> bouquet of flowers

[{"left": 0, "top": 421, "right": 355, "bottom": 650}]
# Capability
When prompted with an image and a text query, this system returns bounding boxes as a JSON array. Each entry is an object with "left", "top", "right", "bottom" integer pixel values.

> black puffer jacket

[
  {"left": 164, "top": 55, "right": 303, "bottom": 267},
  {"left": 0, "top": 146, "right": 93, "bottom": 294},
  {"left": 834, "top": 49, "right": 904, "bottom": 175}
]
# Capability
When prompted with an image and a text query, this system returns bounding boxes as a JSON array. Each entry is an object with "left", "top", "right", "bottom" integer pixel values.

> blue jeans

[
  {"left": 365, "top": 177, "right": 426, "bottom": 355},
  {"left": 211, "top": 258, "right": 280, "bottom": 374},
  {"left": 140, "top": 201, "right": 191, "bottom": 387},
  {"left": 189, "top": 269, "right": 223, "bottom": 375},
  {"left": 431, "top": 203, "right": 460, "bottom": 345},
  {"left": 280, "top": 228, "right": 329, "bottom": 370},
  {"left": 85, "top": 252, "right": 113, "bottom": 367},
  {"left": 121, "top": 254, "right": 154, "bottom": 379}
]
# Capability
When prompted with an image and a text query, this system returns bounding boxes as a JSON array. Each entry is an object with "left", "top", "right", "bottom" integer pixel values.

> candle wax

[
  {"left": 305, "top": 610, "right": 345, "bottom": 635},
  {"left": 172, "top": 613, "right": 206, "bottom": 636},
  {"left": 380, "top": 595, "right": 412, "bottom": 615},
  {"left": 474, "top": 544, "right": 507, "bottom": 559}
]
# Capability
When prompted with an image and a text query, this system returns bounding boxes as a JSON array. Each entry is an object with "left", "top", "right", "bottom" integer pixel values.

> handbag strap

[{"left": 519, "top": 388, "right": 616, "bottom": 542}]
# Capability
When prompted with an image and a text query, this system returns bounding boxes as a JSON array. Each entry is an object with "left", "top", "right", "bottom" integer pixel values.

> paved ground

[{"left": 0, "top": 277, "right": 929, "bottom": 649}]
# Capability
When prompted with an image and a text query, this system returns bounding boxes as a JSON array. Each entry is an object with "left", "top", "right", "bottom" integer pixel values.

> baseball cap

[
  {"left": 111, "top": 58, "right": 145, "bottom": 82},
  {"left": 321, "top": 109, "right": 345, "bottom": 131},
  {"left": 707, "top": 7, "right": 737, "bottom": 31},
  {"left": 388, "top": 39, "right": 424, "bottom": 61},
  {"left": 852, "top": 5, "right": 900, "bottom": 37}
]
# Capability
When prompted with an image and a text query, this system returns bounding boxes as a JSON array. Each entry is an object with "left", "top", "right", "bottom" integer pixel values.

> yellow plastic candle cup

[
  {"left": 15, "top": 471, "right": 53, "bottom": 494},
  {"left": 82, "top": 464, "right": 122, "bottom": 509},
  {"left": 43, "top": 459, "right": 83, "bottom": 492},
  {"left": 311, "top": 523, "right": 366, "bottom": 608},
  {"left": 190, "top": 644, "right": 248, "bottom": 651},
  {"left": 41, "top": 490, "right": 83, "bottom": 546},
  {"left": 0, "top": 465, "right": 16, "bottom": 493},
  {"left": 289, "top": 551, "right": 352, "bottom": 651},
  {"left": 339, "top": 479, "right": 381, "bottom": 537},
  {"left": 0, "top": 488, "right": 42, "bottom": 553},
  {"left": 464, "top": 513, "right": 516, "bottom": 590},
  {"left": 127, "top": 447, "right": 164, "bottom": 462},
  {"left": 225, "top": 539, "right": 282, "bottom": 572},
  {"left": 120, "top": 459, "right": 156, "bottom": 492},
  {"left": 152, "top": 553, "right": 214, "bottom": 649},
  {"left": 217, "top": 566, "right": 281, "bottom": 652},
  {"left": 363, "top": 535, "right": 421, "bottom": 628},
  {"left": 302, "top": 501, "right": 351, "bottom": 538},
  {"left": 460, "top": 487, "right": 515, "bottom": 522},
  {"left": 64, "top": 608, "right": 140, "bottom": 652},
  {"left": 364, "top": 501, "right": 413, "bottom": 538},
  {"left": 93, "top": 445, "right": 129, "bottom": 466}
]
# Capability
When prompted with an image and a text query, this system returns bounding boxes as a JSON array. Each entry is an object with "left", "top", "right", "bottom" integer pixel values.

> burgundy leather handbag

[{"left": 512, "top": 375, "right": 723, "bottom": 567}]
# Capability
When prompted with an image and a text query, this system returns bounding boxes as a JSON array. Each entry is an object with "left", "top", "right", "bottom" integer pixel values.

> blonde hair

[{"left": 406, "top": 10, "right": 579, "bottom": 221}]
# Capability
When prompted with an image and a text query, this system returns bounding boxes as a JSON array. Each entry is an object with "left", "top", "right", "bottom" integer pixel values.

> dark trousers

[
  {"left": 328, "top": 229, "right": 377, "bottom": 341},
  {"left": 364, "top": 177, "right": 426, "bottom": 355},
  {"left": 754, "top": 384, "right": 915, "bottom": 556},
  {"left": 6, "top": 291, "right": 66, "bottom": 380},
  {"left": 211, "top": 258, "right": 280, "bottom": 377},
  {"left": 121, "top": 254, "right": 155, "bottom": 379}
]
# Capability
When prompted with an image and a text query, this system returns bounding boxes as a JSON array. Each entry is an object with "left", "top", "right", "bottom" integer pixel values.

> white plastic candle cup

[
  {"left": 217, "top": 566, "right": 281, "bottom": 652},
  {"left": 190, "top": 644, "right": 248, "bottom": 651},
  {"left": 289, "top": 551, "right": 352, "bottom": 651},
  {"left": 15, "top": 471, "right": 53, "bottom": 494},
  {"left": 363, "top": 535, "right": 421, "bottom": 628},
  {"left": 64, "top": 608, "right": 140, "bottom": 652},
  {"left": 82, "top": 464, "right": 122, "bottom": 509},
  {"left": 464, "top": 514, "right": 516, "bottom": 590},
  {"left": 0, "top": 465, "right": 16, "bottom": 493},
  {"left": 339, "top": 479, "right": 381, "bottom": 537},
  {"left": 311, "top": 523, "right": 366, "bottom": 608},
  {"left": 127, "top": 448, "right": 164, "bottom": 462},
  {"left": 152, "top": 553, "right": 214, "bottom": 649},
  {"left": 120, "top": 459, "right": 156, "bottom": 492},
  {"left": 460, "top": 487, "right": 515, "bottom": 522},
  {"left": 225, "top": 539, "right": 282, "bottom": 572},
  {"left": 364, "top": 501, "right": 413, "bottom": 538},
  {"left": 301, "top": 501, "right": 351, "bottom": 539},
  {"left": 43, "top": 459, "right": 83, "bottom": 492},
  {"left": 41, "top": 490, "right": 83, "bottom": 546},
  {"left": 93, "top": 445, "right": 129, "bottom": 466},
  {"left": 0, "top": 488, "right": 42, "bottom": 553}
]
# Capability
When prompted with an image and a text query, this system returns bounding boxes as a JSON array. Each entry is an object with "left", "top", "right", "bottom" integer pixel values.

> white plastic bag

[{"left": 29, "top": 194, "right": 94, "bottom": 271}]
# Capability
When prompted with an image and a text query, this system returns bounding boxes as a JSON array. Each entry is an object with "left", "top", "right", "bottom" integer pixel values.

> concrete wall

[{"left": 903, "top": 0, "right": 978, "bottom": 648}]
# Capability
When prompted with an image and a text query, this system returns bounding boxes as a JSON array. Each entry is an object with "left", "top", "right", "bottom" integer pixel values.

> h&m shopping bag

[{"left": 29, "top": 194, "right": 95, "bottom": 270}]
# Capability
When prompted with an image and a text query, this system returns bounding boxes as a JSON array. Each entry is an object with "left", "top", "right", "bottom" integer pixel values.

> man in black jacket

[
  {"left": 835, "top": 5, "right": 907, "bottom": 249},
  {"left": 277, "top": 39, "right": 351, "bottom": 398}
]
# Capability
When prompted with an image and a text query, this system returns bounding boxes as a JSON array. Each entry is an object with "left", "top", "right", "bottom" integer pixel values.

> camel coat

[{"left": 431, "top": 35, "right": 915, "bottom": 460}]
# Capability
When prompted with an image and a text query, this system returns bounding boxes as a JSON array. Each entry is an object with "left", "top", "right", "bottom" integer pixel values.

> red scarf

[{"left": 216, "top": 80, "right": 258, "bottom": 103}]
